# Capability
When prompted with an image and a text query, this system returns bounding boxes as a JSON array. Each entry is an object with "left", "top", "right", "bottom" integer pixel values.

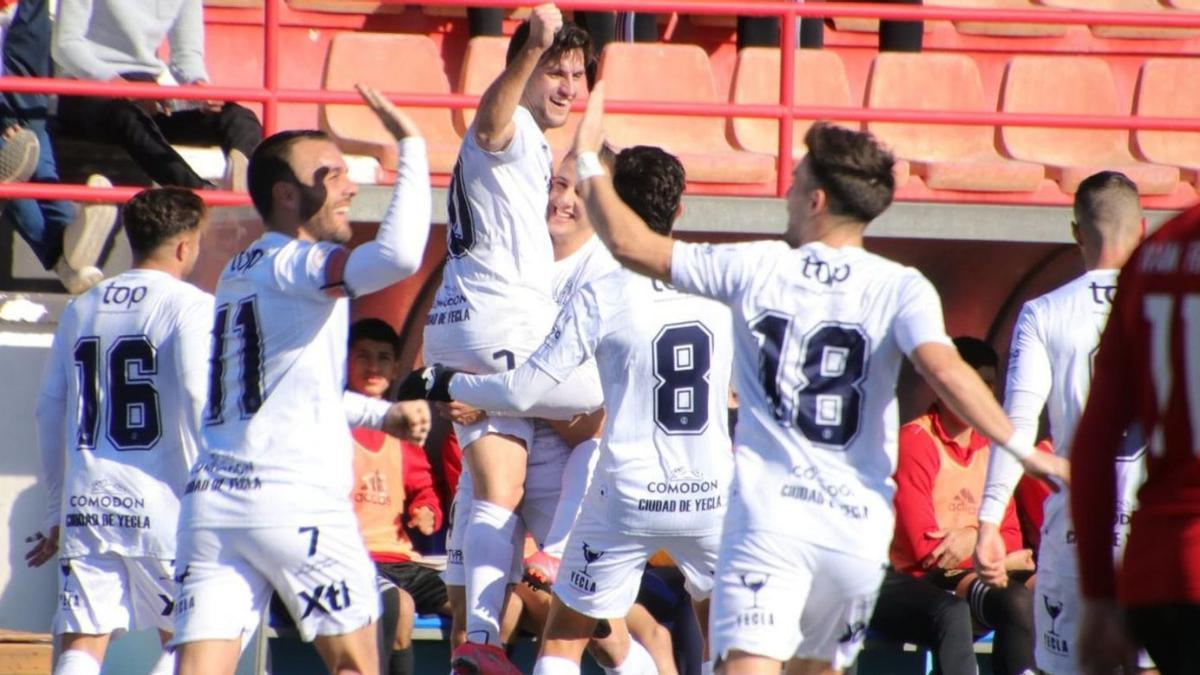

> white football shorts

[{"left": 54, "top": 555, "right": 175, "bottom": 636}]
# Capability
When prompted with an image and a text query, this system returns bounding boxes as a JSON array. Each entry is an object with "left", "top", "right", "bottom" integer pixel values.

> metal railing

[{"left": 0, "top": 0, "right": 1197, "bottom": 203}]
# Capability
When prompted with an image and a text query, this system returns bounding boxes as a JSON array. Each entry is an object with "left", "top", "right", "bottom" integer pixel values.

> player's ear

[
  {"left": 272, "top": 180, "right": 296, "bottom": 217},
  {"left": 1070, "top": 220, "right": 1082, "bottom": 246},
  {"left": 809, "top": 185, "right": 827, "bottom": 216}
]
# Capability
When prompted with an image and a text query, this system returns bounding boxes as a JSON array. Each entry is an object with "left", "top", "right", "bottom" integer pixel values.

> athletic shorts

[
  {"left": 710, "top": 529, "right": 886, "bottom": 669},
  {"left": 552, "top": 506, "right": 719, "bottom": 620},
  {"left": 54, "top": 555, "right": 175, "bottom": 636},
  {"left": 1033, "top": 568, "right": 1156, "bottom": 673},
  {"left": 375, "top": 562, "right": 449, "bottom": 616},
  {"left": 172, "top": 521, "right": 379, "bottom": 644},
  {"left": 422, "top": 342, "right": 540, "bottom": 450}
]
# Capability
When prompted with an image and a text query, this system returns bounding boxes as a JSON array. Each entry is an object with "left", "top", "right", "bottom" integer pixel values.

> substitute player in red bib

[{"left": 1072, "top": 202, "right": 1200, "bottom": 675}]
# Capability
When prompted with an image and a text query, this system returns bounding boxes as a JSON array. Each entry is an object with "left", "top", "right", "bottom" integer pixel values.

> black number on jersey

[
  {"left": 446, "top": 158, "right": 476, "bottom": 258},
  {"left": 752, "top": 313, "right": 868, "bottom": 448},
  {"left": 651, "top": 322, "right": 713, "bottom": 435},
  {"left": 205, "top": 296, "right": 264, "bottom": 425},
  {"left": 72, "top": 335, "right": 162, "bottom": 451}
]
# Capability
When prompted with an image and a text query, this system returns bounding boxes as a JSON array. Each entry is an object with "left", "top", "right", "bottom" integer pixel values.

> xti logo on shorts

[
  {"left": 299, "top": 581, "right": 352, "bottom": 618},
  {"left": 158, "top": 593, "right": 174, "bottom": 617},
  {"left": 1042, "top": 594, "right": 1070, "bottom": 656},
  {"left": 838, "top": 620, "right": 867, "bottom": 644}
]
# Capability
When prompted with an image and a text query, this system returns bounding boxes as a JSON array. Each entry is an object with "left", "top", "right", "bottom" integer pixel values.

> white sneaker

[
  {"left": 0, "top": 126, "right": 39, "bottom": 183},
  {"left": 62, "top": 174, "right": 119, "bottom": 271},
  {"left": 222, "top": 149, "right": 249, "bottom": 192},
  {"left": 53, "top": 259, "right": 103, "bottom": 295}
]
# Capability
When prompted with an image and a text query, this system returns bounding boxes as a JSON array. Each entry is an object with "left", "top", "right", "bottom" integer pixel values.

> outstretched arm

[
  {"left": 474, "top": 4, "right": 561, "bottom": 151},
  {"left": 573, "top": 83, "right": 674, "bottom": 281}
]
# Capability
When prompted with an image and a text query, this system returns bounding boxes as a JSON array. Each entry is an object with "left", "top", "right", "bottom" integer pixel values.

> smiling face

[
  {"left": 285, "top": 137, "right": 358, "bottom": 244},
  {"left": 546, "top": 157, "right": 588, "bottom": 242},
  {"left": 523, "top": 50, "right": 587, "bottom": 131},
  {"left": 347, "top": 338, "right": 399, "bottom": 399}
]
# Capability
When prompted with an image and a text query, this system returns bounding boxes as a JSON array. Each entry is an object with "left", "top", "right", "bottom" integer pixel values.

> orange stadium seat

[
  {"left": 598, "top": 42, "right": 775, "bottom": 184},
  {"left": 999, "top": 55, "right": 1179, "bottom": 194},
  {"left": 1133, "top": 58, "right": 1200, "bottom": 185},
  {"left": 288, "top": 0, "right": 404, "bottom": 13},
  {"left": 827, "top": 0, "right": 940, "bottom": 34},
  {"left": 319, "top": 32, "right": 461, "bottom": 174},
  {"left": 865, "top": 53, "right": 1043, "bottom": 192},
  {"left": 203, "top": 0, "right": 261, "bottom": 7},
  {"left": 1034, "top": 0, "right": 1197, "bottom": 39},
  {"left": 927, "top": 0, "right": 1068, "bottom": 37}
]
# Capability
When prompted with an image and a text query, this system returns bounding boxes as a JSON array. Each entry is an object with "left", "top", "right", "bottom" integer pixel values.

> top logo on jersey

[
  {"left": 101, "top": 284, "right": 147, "bottom": 309},
  {"left": 228, "top": 248, "right": 264, "bottom": 273},
  {"left": 1088, "top": 281, "right": 1117, "bottom": 305},
  {"left": 801, "top": 255, "right": 851, "bottom": 287}
]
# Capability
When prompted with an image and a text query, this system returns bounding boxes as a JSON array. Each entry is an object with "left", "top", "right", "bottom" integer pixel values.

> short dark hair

[
  {"left": 248, "top": 129, "right": 331, "bottom": 221},
  {"left": 349, "top": 318, "right": 401, "bottom": 357},
  {"left": 803, "top": 123, "right": 896, "bottom": 224},
  {"left": 953, "top": 336, "right": 998, "bottom": 371},
  {"left": 612, "top": 146, "right": 686, "bottom": 236},
  {"left": 505, "top": 20, "right": 596, "bottom": 86},
  {"left": 122, "top": 187, "right": 207, "bottom": 257},
  {"left": 1074, "top": 170, "right": 1141, "bottom": 233}
]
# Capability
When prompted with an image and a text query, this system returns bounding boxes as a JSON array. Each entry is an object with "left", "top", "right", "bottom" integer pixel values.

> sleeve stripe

[{"left": 321, "top": 247, "right": 353, "bottom": 299}]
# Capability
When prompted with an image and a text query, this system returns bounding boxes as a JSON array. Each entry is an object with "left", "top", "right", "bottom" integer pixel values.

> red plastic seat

[
  {"left": 999, "top": 55, "right": 1179, "bottom": 194},
  {"left": 1133, "top": 58, "right": 1200, "bottom": 185},
  {"left": 1034, "top": 0, "right": 1197, "bottom": 38},
  {"left": 598, "top": 42, "right": 775, "bottom": 185},
  {"left": 928, "top": 0, "right": 1067, "bottom": 37},
  {"left": 204, "top": 0, "right": 261, "bottom": 7},
  {"left": 866, "top": 52, "right": 1043, "bottom": 192},
  {"left": 319, "top": 32, "right": 461, "bottom": 174},
  {"left": 287, "top": 0, "right": 404, "bottom": 13}
]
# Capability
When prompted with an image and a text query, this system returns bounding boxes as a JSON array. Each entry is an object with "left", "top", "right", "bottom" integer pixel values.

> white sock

[
  {"left": 54, "top": 649, "right": 101, "bottom": 675},
  {"left": 464, "top": 499, "right": 519, "bottom": 645},
  {"left": 542, "top": 439, "right": 600, "bottom": 559},
  {"left": 147, "top": 648, "right": 175, "bottom": 675},
  {"left": 604, "top": 639, "right": 658, "bottom": 674},
  {"left": 533, "top": 655, "right": 581, "bottom": 675}
]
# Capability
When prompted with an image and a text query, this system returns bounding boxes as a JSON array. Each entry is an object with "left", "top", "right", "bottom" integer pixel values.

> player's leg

[
  {"left": 622, "top": 603, "right": 677, "bottom": 675},
  {"left": 125, "top": 557, "right": 182, "bottom": 675},
  {"left": 386, "top": 588, "right": 416, "bottom": 675},
  {"left": 54, "top": 634, "right": 110, "bottom": 675},
  {"left": 868, "top": 568, "right": 976, "bottom": 675},
  {"left": 312, "top": 623, "right": 380, "bottom": 675},
  {"left": 51, "top": 556, "right": 137, "bottom": 675},
  {"left": 791, "top": 545, "right": 885, "bottom": 675},
  {"left": 534, "top": 435, "right": 601, "bottom": 575},
  {"left": 535, "top": 596, "right": 598, "bottom": 673},
  {"left": 959, "top": 572, "right": 1034, "bottom": 675}
]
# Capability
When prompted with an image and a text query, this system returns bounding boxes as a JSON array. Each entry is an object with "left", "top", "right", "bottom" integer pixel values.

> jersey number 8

[{"left": 652, "top": 322, "right": 714, "bottom": 435}]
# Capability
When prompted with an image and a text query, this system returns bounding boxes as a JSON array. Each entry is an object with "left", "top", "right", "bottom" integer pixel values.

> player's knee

[
  {"left": 394, "top": 590, "right": 416, "bottom": 649},
  {"left": 930, "top": 595, "right": 974, "bottom": 638},
  {"left": 998, "top": 583, "right": 1034, "bottom": 630}
]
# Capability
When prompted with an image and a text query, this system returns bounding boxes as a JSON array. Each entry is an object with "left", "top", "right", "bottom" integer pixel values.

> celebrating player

[
  {"left": 974, "top": 171, "right": 1147, "bottom": 674},
  {"left": 27, "top": 187, "right": 213, "bottom": 675},
  {"left": 568, "top": 85, "right": 1068, "bottom": 675},
  {"left": 170, "top": 85, "right": 432, "bottom": 675},
  {"left": 422, "top": 5, "right": 599, "bottom": 672}
]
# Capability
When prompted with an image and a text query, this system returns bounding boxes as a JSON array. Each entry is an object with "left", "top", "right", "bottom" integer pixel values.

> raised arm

[
  {"left": 573, "top": 83, "right": 674, "bottom": 281},
  {"left": 474, "top": 4, "right": 561, "bottom": 151}
]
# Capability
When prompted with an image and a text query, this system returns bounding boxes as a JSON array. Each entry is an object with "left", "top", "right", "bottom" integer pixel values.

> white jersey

[
  {"left": 529, "top": 269, "right": 734, "bottom": 537},
  {"left": 981, "top": 269, "right": 1145, "bottom": 576},
  {"left": 552, "top": 234, "right": 619, "bottom": 306},
  {"left": 38, "top": 269, "right": 213, "bottom": 559},
  {"left": 425, "top": 106, "right": 557, "bottom": 353},
  {"left": 671, "top": 240, "right": 952, "bottom": 562},
  {"left": 183, "top": 232, "right": 358, "bottom": 528}
]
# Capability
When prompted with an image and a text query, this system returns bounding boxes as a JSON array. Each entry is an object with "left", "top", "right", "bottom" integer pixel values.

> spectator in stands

[
  {"left": 1, "top": 0, "right": 116, "bottom": 293},
  {"left": 870, "top": 337, "right": 1036, "bottom": 675},
  {"left": 51, "top": 0, "right": 262, "bottom": 191},
  {"left": 347, "top": 318, "right": 449, "bottom": 675}
]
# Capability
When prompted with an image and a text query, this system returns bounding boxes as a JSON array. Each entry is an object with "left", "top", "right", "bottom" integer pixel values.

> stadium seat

[
  {"left": 288, "top": 0, "right": 404, "bottom": 14},
  {"left": 204, "top": 0, "right": 261, "bottom": 7},
  {"left": 423, "top": 5, "right": 529, "bottom": 20},
  {"left": 999, "top": 55, "right": 1179, "bottom": 194},
  {"left": 1034, "top": 0, "right": 1197, "bottom": 38},
  {"left": 598, "top": 43, "right": 775, "bottom": 184},
  {"left": 1133, "top": 58, "right": 1200, "bottom": 185},
  {"left": 928, "top": 0, "right": 1068, "bottom": 37},
  {"left": 728, "top": 48, "right": 856, "bottom": 159},
  {"left": 319, "top": 33, "right": 461, "bottom": 174},
  {"left": 865, "top": 53, "right": 1043, "bottom": 192},
  {"left": 828, "top": 0, "right": 939, "bottom": 34},
  {"left": 454, "top": 36, "right": 581, "bottom": 157}
]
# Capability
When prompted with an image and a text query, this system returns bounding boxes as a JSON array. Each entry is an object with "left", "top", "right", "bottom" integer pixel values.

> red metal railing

[{"left": 0, "top": 0, "right": 1198, "bottom": 203}]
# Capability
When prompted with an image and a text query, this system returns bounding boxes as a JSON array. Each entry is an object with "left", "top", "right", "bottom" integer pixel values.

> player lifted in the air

[
  {"left": 28, "top": 188, "right": 213, "bottom": 675},
  {"left": 170, "top": 86, "right": 432, "bottom": 675},
  {"left": 422, "top": 5, "right": 600, "bottom": 673},
  {"left": 568, "top": 85, "right": 1068, "bottom": 675},
  {"left": 973, "top": 171, "right": 1147, "bottom": 675}
]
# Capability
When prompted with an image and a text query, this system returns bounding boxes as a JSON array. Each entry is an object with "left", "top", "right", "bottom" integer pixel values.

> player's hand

[
  {"left": 384, "top": 400, "right": 431, "bottom": 445},
  {"left": 1003, "top": 548, "right": 1035, "bottom": 572},
  {"left": 923, "top": 526, "right": 977, "bottom": 571},
  {"left": 1019, "top": 451, "right": 1070, "bottom": 491},
  {"left": 408, "top": 505, "right": 437, "bottom": 535},
  {"left": 527, "top": 4, "right": 563, "bottom": 52},
  {"left": 572, "top": 80, "right": 606, "bottom": 157},
  {"left": 356, "top": 84, "right": 422, "bottom": 141},
  {"left": 438, "top": 401, "right": 486, "bottom": 426},
  {"left": 1078, "top": 599, "right": 1137, "bottom": 675},
  {"left": 395, "top": 365, "right": 459, "bottom": 402},
  {"left": 24, "top": 526, "right": 59, "bottom": 568},
  {"left": 972, "top": 521, "right": 1009, "bottom": 588}
]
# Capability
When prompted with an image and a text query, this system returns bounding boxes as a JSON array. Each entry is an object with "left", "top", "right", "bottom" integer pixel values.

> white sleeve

[
  {"left": 342, "top": 137, "right": 432, "bottom": 297},
  {"left": 893, "top": 271, "right": 954, "bottom": 356},
  {"left": 669, "top": 241, "right": 759, "bottom": 305},
  {"left": 175, "top": 293, "right": 214, "bottom": 466},
  {"left": 486, "top": 361, "right": 604, "bottom": 420},
  {"left": 35, "top": 326, "right": 70, "bottom": 532},
  {"left": 343, "top": 390, "right": 391, "bottom": 430},
  {"left": 980, "top": 304, "right": 1050, "bottom": 524},
  {"left": 451, "top": 287, "right": 603, "bottom": 416}
]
